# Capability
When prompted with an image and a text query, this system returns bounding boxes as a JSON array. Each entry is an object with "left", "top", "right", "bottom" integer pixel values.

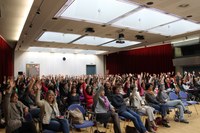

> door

[
  {"left": 26, "top": 64, "right": 40, "bottom": 77},
  {"left": 86, "top": 65, "right": 96, "bottom": 75}
]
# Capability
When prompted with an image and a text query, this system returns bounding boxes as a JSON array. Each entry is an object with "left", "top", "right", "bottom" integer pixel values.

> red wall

[
  {"left": 0, "top": 36, "right": 14, "bottom": 83},
  {"left": 106, "top": 44, "right": 174, "bottom": 74}
]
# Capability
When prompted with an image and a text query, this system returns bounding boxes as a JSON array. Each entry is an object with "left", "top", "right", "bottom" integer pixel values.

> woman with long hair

[{"left": 35, "top": 81, "right": 70, "bottom": 133}]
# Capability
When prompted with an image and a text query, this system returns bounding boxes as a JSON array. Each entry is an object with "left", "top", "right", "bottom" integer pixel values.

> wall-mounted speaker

[{"left": 63, "top": 57, "right": 66, "bottom": 61}]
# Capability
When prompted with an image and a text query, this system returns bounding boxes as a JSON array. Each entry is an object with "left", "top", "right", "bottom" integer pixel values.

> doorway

[
  {"left": 26, "top": 64, "right": 40, "bottom": 77},
  {"left": 86, "top": 65, "right": 96, "bottom": 75}
]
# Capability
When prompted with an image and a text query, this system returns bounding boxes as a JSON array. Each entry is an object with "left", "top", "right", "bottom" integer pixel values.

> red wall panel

[{"left": 0, "top": 36, "right": 14, "bottom": 83}]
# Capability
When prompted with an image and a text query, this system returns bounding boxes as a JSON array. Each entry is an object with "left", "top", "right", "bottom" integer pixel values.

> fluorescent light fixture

[
  {"left": 102, "top": 40, "right": 140, "bottom": 48},
  {"left": 172, "top": 37, "right": 200, "bottom": 47},
  {"left": 149, "top": 20, "right": 200, "bottom": 36},
  {"left": 37, "top": 31, "right": 81, "bottom": 43},
  {"left": 79, "top": 50, "right": 107, "bottom": 55},
  {"left": 171, "top": 37, "right": 199, "bottom": 44},
  {"left": 73, "top": 36, "right": 113, "bottom": 45},
  {"left": 113, "top": 8, "right": 179, "bottom": 31},
  {"left": 14, "top": 0, "right": 34, "bottom": 40},
  {"left": 27, "top": 47, "right": 107, "bottom": 55},
  {"left": 55, "top": 0, "right": 139, "bottom": 24},
  {"left": 27, "top": 47, "right": 83, "bottom": 53}
]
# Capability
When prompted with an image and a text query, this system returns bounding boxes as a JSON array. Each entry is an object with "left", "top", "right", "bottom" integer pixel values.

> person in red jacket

[{"left": 82, "top": 82, "right": 94, "bottom": 108}]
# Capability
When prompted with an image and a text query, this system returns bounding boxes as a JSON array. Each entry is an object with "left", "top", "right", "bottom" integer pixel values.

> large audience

[{"left": 0, "top": 71, "right": 200, "bottom": 133}]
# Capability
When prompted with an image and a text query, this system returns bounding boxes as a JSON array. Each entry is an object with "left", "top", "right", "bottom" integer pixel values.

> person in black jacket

[
  {"left": 67, "top": 85, "right": 80, "bottom": 106},
  {"left": 112, "top": 86, "right": 149, "bottom": 133}
]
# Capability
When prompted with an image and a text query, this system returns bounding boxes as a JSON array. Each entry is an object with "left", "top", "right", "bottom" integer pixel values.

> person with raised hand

[
  {"left": 35, "top": 80, "right": 70, "bottom": 133},
  {"left": 4, "top": 79, "right": 37, "bottom": 133}
]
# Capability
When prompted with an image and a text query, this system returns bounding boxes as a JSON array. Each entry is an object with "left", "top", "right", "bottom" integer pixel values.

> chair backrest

[
  {"left": 68, "top": 104, "right": 85, "bottom": 115},
  {"left": 169, "top": 92, "right": 178, "bottom": 100},
  {"left": 179, "top": 91, "right": 188, "bottom": 101}
]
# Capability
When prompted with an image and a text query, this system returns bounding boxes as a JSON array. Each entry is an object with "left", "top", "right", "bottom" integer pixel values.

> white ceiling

[{"left": 1, "top": 0, "right": 200, "bottom": 54}]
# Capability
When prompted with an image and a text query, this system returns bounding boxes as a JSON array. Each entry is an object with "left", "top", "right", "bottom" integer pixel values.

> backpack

[{"left": 69, "top": 108, "right": 84, "bottom": 124}]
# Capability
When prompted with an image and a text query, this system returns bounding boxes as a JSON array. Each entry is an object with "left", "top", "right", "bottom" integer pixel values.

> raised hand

[
  {"left": 35, "top": 80, "right": 42, "bottom": 90},
  {"left": 6, "top": 79, "right": 15, "bottom": 93}
]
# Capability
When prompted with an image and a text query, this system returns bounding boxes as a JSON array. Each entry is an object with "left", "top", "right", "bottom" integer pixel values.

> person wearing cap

[{"left": 93, "top": 86, "right": 121, "bottom": 133}]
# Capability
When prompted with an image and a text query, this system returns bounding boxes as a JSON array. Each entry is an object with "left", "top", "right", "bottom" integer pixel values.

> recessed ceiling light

[
  {"left": 85, "top": 27, "right": 95, "bottom": 33},
  {"left": 67, "top": 28, "right": 73, "bottom": 31},
  {"left": 146, "top": 2, "right": 154, "bottom": 5},
  {"left": 186, "top": 15, "right": 192, "bottom": 18},
  {"left": 178, "top": 4, "right": 190, "bottom": 8},
  {"left": 52, "top": 17, "right": 58, "bottom": 20}
]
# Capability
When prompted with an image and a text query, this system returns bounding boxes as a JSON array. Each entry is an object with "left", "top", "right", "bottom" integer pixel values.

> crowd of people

[{"left": 0, "top": 71, "right": 200, "bottom": 133}]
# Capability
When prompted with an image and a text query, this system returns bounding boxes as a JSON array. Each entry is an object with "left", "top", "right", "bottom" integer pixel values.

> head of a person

[
  {"left": 86, "top": 85, "right": 93, "bottom": 95},
  {"left": 145, "top": 83, "right": 153, "bottom": 91},
  {"left": 131, "top": 85, "right": 137, "bottom": 94},
  {"left": 158, "top": 84, "right": 165, "bottom": 91},
  {"left": 99, "top": 86, "right": 105, "bottom": 97},
  {"left": 11, "top": 92, "right": 19, "bottom": 103},
  {"left": 46, "top": 90, "right": 55, "bottom": 103},
  {"left": 113, "top": 86, "right": 120, "bottom": 94},
  {"left": 165, "top": 78, "right": 170, "bottom": 83},
  {"left": 105, "top": 82, "right": 111, "bottom": 89},
  {"left": 71, "top": 85, "right": 77, "bottom": 94}
]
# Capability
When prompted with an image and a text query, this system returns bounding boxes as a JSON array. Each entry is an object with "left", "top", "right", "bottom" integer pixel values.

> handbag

[{"left": 69, "top": 108, "right": 84, "bottom": 124}]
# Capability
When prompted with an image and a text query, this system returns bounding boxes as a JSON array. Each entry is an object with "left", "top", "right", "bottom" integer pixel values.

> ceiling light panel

[
  {"left": 79, "top": 50, "right": 107, "bottom": 55},
  {"left": 102, "top": 40, "right": 140, "bottom": 48},
  {"left": 14, "top": 0, "right": 34, "bottom": 40},
  {"left": 27, "top": 47, "right": 81, "bottom": 53},
  {"left": 37, "top": 31, "right": 81, "bottom": 43},
  {"left": 148, "top": 20, "right": 200, "bottom": 36},
  {"left": 112, "top": 8, "right": 179, "bottom": 31},
  {"left": 73, "top": 36, "right": 113, "bottom": 45},
  {"left": 56, "top": 0, "right": 139, "bottom": 24},
  {"left": 27, "top": 47, "right": 107, "bottom": 55}
]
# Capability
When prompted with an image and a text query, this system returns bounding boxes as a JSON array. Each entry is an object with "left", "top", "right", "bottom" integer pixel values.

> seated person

[
  {"left": 35, "top": 81, "right": 70, "bottom": 133},
  {"left": 145, "top": 83, "right": 170, "bottom": 127},
  {"left": 82, "top": 83, "right": 94, "bottom": 109},
  {"left": 157, "top": 84, "right": 191, "bottom": 124},
  {"left": 112, "top": 86, "right": 149, "bottom": 133},
  {"left": 4, "top": 80, "right": 37, "bottom": 133},
  {"left": 67, "top": 85, "right": 80, "bottom": 106},
  {"left": 21, "top": 78, "right": 40, "bottom": 119},
  {"left": 130, "top": 85, "right": 158, "bottom": 132},
  {"left": 164, "top": 78, "right": 175, "bottom": 92},
  {"left": 94, "top": 86, "right": 121, "bottom": 133}
]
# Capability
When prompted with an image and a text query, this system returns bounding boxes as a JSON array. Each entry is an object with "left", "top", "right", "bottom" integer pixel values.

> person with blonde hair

[{"left": 35, "top": 81, "right": 69, "bottom": 133}]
